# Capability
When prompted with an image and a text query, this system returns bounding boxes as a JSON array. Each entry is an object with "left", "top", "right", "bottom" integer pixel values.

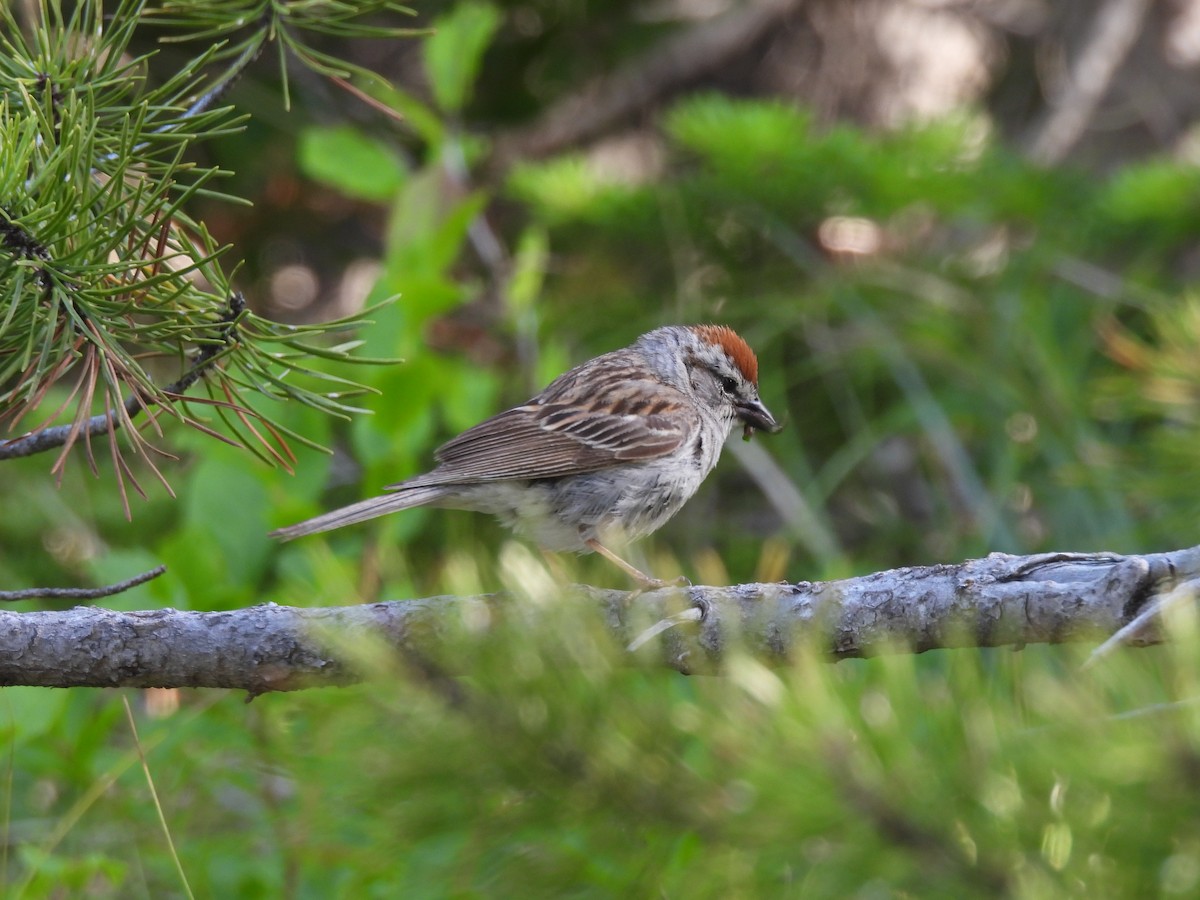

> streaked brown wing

[{"left": 388, "top": 350, "right": 691, "bottom": 488}]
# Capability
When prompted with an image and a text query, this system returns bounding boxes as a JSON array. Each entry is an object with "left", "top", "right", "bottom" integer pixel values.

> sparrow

[{"left": 271, "top": 325, "right": 782, "bottom": 587}]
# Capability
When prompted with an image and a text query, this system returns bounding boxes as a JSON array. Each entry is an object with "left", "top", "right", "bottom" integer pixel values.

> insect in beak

[{"left": 737, "top": 397, "right": 782, "bottom": 440}]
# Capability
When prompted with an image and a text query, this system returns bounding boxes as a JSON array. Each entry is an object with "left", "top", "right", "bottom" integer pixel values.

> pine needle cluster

[{"left": 0, "top": 0, "right": 415, "bottom": 511}]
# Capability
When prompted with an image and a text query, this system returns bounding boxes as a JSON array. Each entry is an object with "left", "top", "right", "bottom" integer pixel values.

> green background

[{"left": 4, "top": 1, "right": 1200, "bottom": 896}]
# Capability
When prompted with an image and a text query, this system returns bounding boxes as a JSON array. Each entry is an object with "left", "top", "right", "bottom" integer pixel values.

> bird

[{"left": 271, "top": 324, "right": 782, "bottom": 587}]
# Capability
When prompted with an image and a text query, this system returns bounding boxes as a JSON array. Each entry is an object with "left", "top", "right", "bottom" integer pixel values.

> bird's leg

[{"left": 585, "top": 539, "right": 688, "bottom": 591}]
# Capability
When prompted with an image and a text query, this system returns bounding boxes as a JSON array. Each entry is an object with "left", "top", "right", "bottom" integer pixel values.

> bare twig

[
  {"left": 489, "top": 0, "right": 805, "bottom": 172},
  {"left": 627, "top": 606, "right": 703, "bottom": 652},
  {"left": 180, "top": 30, "right": 268, "bottom": 121},
  {"left": 0, "top": 545, "right": 1195, "bottom": 693},
  {"left": 0, "top": 565, "right": 166, "bottom": 602},
  {"left": 1082, "top": 578, "right": 1200, "bottom": 670},
  {"left": 1024, "top": 0, "right": 1153, "bottom": 165}
]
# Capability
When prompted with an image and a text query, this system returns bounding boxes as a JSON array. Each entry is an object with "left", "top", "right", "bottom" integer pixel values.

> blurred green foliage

[
  {"left": 423, "top": 0, "right": 501, "bottom": 114},
  {"left": 4, "top": 1, "right": 1200, "bottom": 896}
]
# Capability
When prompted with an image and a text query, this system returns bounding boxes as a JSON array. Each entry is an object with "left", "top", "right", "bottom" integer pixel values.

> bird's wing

[{"left": 389, "top": 352, "right": 692, "bottom": 488}]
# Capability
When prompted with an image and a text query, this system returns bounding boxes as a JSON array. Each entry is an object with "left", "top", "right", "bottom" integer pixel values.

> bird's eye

[{"left": 719, "top": 374, "right": 738, "bottom": 395}]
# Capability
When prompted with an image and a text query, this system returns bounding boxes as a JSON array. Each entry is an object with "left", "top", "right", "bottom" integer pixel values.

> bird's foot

[{"left": 584, "top": 538, "right": 689, "bottom": 594}]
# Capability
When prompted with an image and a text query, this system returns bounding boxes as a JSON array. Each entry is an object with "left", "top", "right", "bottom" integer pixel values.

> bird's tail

[{"left": 270, "top": 486, "right": 445, "bottom": 541}]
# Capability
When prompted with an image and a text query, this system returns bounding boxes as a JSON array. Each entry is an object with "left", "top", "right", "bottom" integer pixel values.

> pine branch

[
  {"left": 1, "top": 545, "right": 1194, "bottom": 694},
  {"left": 0, "top": 294, "right": 244, "bottom": 462},
  {"left": 0, "top": 0, "right": 404, "bottom": 487}
]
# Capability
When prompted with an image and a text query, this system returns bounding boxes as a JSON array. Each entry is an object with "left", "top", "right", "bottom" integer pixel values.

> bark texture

[{"left": 2, "top": 545, "right": 1196, "bottom": 693}]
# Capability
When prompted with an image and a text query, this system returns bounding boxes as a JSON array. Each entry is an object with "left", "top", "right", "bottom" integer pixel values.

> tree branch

[
  {"left": 1, "top": 545, "right": 1194, "bottom": 694},
  {"left": 1024, "top": 0, "right": 1153, "bottom": 165},
  {"left": 488, "top": 0, "right": 805, "bottom": 173},
  {"left": 0, "top": 294, "right": 245, "bottom": 462},
  {"left": 0, "top": 565, "right": 166, "bottom": 602}
]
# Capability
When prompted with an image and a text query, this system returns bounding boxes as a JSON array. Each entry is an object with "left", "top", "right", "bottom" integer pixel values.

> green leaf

[
  {"left": 424, "top": 1, "right": 501, "bottom": 114},
  {"left": 383, "top": 166, "right": 489, "bottom": 278},
  {"left": 360, "top": 78, "right": 446, "bottom": 147},
  {"left": 182, "top": 454, "right": 271, "bottom": 590},
  {"left": 1100, "top": 161, "right": 1200, "bottom": 228},
  {"left": 0, "top": 687, "right": 69, "bottom": 744},
  {"left": 509, "top": 224, "right": 548, "bottom": 315},
  {"left": 507, "top": 156, "right": 634, "bottom": 223},
  {"left": 666, "top": 94, "right": 812, "bottom": 168},
  {"left": 297, "top": 125, "right": 408, "bottom": 201}
]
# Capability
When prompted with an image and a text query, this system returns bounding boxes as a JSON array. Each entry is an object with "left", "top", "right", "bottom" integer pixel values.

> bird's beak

[{"left": 737, "top": 397, "right": 783, "bottom": 440}]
